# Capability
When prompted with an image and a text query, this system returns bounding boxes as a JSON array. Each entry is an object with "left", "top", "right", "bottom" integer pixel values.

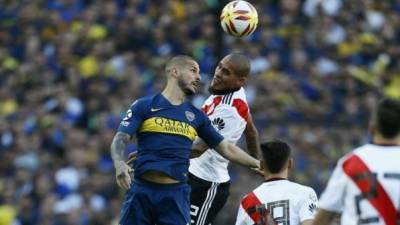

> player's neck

[
  {"left": 372, "top": 134, "right": 400, "bottom": 146},
  {"left": 162, "top": 83, "right": 185, "bottom": 105},
  {"left": 264, "top": 170, "right": 288, "bottom": 181}
]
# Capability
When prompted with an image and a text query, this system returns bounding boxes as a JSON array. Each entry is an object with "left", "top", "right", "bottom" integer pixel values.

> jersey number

[
  {"left": 248, "top": 200, "right": 290, "bottom": 225},
  {"left": 190, "top": 204, "right": 199, "bottom": 224},
  {"left": 353, "top": 172, "right": 400, "bottom": 224}
]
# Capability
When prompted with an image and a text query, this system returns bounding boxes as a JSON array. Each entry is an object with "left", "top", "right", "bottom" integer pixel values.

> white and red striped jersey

[
  {"left": 319, "top": 144, "right": 400, "bottom": 225},
  {"left": 189, "top": 87, "right": 249, "bottom": 183},
  {"left": 236, "top": 179, "right": 318, "bottom": 225}
]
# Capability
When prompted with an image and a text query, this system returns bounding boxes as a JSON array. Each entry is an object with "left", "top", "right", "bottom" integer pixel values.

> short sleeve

[
  {"left": 196, "top": 112, "right": 224, "bottom": 148},
  {"left": 319, "top": 159, "right": 347, "bottom": 212},
  {"left": 117, "top": 100, "right": 147, "bottom": 136},
  {"left": 232, "top": 98, "right": 249, "bottom": 122},
  {"left": 299, "top": 188, "right": 319, "bottom": 222}
]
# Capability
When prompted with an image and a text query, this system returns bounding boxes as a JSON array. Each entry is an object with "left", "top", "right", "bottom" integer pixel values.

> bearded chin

[{"left": 178, "top": 78, "right": 195, "bottom": 96}]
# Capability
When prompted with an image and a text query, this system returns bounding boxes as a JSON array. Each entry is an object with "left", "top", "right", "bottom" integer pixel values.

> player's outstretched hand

[
  {"left": 251, "top": 167, "right": 264, "bottom": 176},
  {"left": 114, "top": 160, "right": 133, "bottom": 190},
  {"left": 251, "top": 160, "right": 264, "bottom": 176}
]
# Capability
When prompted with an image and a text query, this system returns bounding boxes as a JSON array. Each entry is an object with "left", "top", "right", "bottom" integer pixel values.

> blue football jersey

[{"left": 118, "top": 93, "right": 224, "bottom": 182}]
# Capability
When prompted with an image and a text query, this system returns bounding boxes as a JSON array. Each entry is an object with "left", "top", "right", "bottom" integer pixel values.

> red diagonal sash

[
  {"left": 242, "top": 192, "right": 262, "bottom": 223},
  {"left": 342, "top": 154, "right": 399, "bottom": 225},
  {"left": 241, "top": 192, "right": 276, "bottom": 225}
]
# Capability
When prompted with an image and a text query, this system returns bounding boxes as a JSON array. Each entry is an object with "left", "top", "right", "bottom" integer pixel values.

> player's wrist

[
  {"left": 250, "top": 159, "right": 260, "bottom": 169},
  {"left": 113, "top": 159, "right": 126, "bottom": 167}
]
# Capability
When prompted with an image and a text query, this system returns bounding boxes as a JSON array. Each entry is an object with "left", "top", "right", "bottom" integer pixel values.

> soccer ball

[{"left": 220, "top": 0, "right": 258, "bottom": 37}]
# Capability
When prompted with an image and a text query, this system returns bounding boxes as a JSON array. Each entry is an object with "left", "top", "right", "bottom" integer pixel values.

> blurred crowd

[{"left": 0, "top": 0, "right": 399, "bottom": 224}]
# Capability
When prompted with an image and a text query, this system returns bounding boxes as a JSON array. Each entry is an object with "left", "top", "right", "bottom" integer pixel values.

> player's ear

[
  {"left": 172, "top": 68, "right": 178, "bottom": 78},
  {"left": 368, "top": 120, "right": 376, "bottom": 136},
  {"left": 236, "top": 76, "right": 246, "bottom": 87},
  {"left": 261, "top": 159, "right": 267, "bottom": 171},
  {"left": 288, "top": 158, "right": 293, "bottom": 170},
  {"left": 167, "top": 67, "right": 178, "bottom": 79}
]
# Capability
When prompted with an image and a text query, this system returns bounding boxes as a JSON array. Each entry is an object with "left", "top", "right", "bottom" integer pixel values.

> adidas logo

[{"left": 212, "top": 117, "right": 225, "bottom": 130}]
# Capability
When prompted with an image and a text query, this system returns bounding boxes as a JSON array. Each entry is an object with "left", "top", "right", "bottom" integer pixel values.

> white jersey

[
  {"left": 189, "top": 87, "right": 249, "bottom": 183},
  {"left": 319, "top": 144, "right": 400, "bottom": 225},
  {"left": 235, "top": 179, "right": 318, "bottom": 225}
]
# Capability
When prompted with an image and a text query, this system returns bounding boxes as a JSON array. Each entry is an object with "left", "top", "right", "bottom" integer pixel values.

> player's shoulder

[
  {"left": 215, "top": 88, "right": 247, "bottom": 110},
  {"left": 287, "top": 180, "right": 316, "bottom": 193},
  {"left": 253, "top": 180, "right": 314, "bottom": 193},
  {"left": 228, "top": 87, "right": 250, "bottom": 121},
  {"left": 352, "top": 143, "right": 374, "bottom": 153},
  {"left": 129, "top": 94, "right": 157, "bottom": 109},
  {"left": 187, "top": 102, "right": 208, "bottom": 118},
  {"left": 335, "top": 144, "right": 371, "bottom": 165},
  {"left": 224, "top": 87, "right": 247, "bottom": 105},
  {"left": 233, "top": 87, "right": 247, "bottom": 100}
]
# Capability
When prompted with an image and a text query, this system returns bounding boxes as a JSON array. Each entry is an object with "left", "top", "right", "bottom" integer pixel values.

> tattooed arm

[{"left": 111, "top": 131, "right": 132, "bottom": 190}]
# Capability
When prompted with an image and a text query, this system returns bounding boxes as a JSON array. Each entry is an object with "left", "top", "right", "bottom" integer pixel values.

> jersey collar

[
  {"left": 264, "top": 177, "right": 287, "bottom": 183},
  {"left": 371, "top": 143, "right": 399, "bottom": 147}
]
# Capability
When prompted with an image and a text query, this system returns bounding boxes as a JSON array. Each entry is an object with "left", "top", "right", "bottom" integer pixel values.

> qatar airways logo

[{"left": 154, "top": 118, "right": 191, "bottom": 134}]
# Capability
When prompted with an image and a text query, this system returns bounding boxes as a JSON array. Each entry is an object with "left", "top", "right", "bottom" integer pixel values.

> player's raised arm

[
  {"left": 111, "top": 131, "right": 133, "bottom": 190},
  {"left": 244, "top": 114, "right": 260, "bottom": 158},
  {"left": 214, "top": 139, "right": 260, "bottom": 169}
]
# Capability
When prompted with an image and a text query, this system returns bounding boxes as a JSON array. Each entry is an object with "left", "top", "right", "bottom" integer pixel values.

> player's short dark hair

[
  {"left": 165, "top": 55, "right": 195, "bottom": 72},
  {"left": 375, "top": 97, "right": 400, "bottom": 138},
  {"left": 227, "top": 53, "right": 250, "bottom": 78},
  {"left": 260, "top": 140, "right": 291, "bottom": 173}
]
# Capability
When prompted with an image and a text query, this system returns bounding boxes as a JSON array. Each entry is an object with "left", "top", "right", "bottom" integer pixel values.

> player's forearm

[
  {"left": 245, "top": 129, "right": 260, "bottom": 158},
  {"left": 110, "top": 131, "right": 130, "bottom": 163},
  {"left": 190, "top": 148, "right": 204, "bottom": 158},
  {"left": 191, "top": 137, "right": 209, "bottom": 158},
  {"left": 244, "top": 115, "right": 260, "bottom": 158},
  {"left": 215, "top": 140, "right": 259, "bottom": 168}
]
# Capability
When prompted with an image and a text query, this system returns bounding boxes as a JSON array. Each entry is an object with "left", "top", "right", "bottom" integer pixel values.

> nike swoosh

[{"left": 151, "top": 108, "right": 163, "bottom": 112}]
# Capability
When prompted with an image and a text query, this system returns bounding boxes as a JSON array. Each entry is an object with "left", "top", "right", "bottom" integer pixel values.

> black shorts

[{"left": 188, "top": 173, "right": 230, "bottom": 225}]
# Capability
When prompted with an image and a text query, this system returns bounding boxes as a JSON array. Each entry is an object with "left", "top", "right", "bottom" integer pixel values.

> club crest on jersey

[{"left": 185, "top": 111, "right": 195, "bottom": 121}]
